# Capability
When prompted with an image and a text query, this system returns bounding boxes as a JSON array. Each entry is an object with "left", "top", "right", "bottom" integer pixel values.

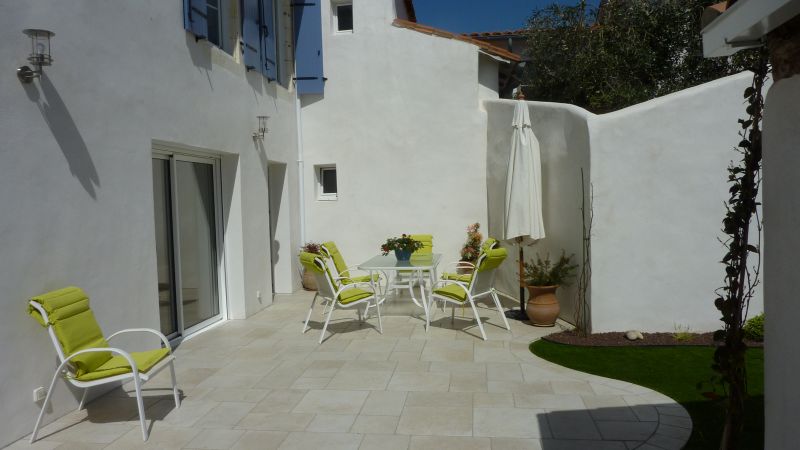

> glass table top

[{"left": 358, "top": 253, "right": 442, "bottom": 270}]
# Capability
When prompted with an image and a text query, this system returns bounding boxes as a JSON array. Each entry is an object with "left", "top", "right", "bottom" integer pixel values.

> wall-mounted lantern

[
  {"left": 253, "top": 115, "right": 270, "bottom": 141},
  {"left": 17, "top": 29, "right": 55, "bottom": 83}
]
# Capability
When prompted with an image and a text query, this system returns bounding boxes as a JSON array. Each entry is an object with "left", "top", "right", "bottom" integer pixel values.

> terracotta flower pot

[
  {"left": 302, "top": 269, "right": 318, "bottom": 291},
  {"left": 526, "top": 285, "right": 560, "bottom": 327}
]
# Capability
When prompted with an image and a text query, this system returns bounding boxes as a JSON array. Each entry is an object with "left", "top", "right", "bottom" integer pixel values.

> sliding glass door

[{"left": 152, "top": 153, "right": 223, "bottom": 339}]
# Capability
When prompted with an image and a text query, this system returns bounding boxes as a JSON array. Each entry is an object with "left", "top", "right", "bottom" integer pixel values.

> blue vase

[{"left": 394, "top": 249, "right": 412, "bottom": 261}]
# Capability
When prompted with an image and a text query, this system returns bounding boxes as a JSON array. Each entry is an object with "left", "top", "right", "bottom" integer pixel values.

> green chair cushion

[
  {"left": 299, "top": 252, "right": 325, "bottom": 274},
  {"left": 477, "top": 247, "right": 508, "bottom": 272},
  {"left": 322, "top": 241, "right": 348, "bottom": 275},
  {"left": 433, "top": 284, "right": 468, "bottom": 303},
  {"left": 75, "top": 347, "right": 170, "bottom": 382},
  {"left": 342, "top": 274, "right": 379, "bottom": 284},
  {"left": 410, "top": 234, "right": 433, "bottom": 255},
  {"left": 338, "top": 288, "right": 373, "bottom": 305},
  {"left": 29, "top": 286, "right": 113, "bottom": 378},
  {"left": 442, "top": 272, "right": 473, "bottom": 283}
]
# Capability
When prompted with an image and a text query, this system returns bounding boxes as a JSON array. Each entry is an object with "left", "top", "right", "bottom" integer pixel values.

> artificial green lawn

[{"left": 531, "top": 340, "right": 764, "bottom": 449}]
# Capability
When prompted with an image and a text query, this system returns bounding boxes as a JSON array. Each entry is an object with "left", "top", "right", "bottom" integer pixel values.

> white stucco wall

[
  {"left": 589, "top": 72, "right": 763, "bottom": 332},
  {"left": 483, "top": 72, "right": 763, "bottom": 333},
  {"left": 484, "top": 100, "right": 591, "bottom": 322},
  {"left": 300, "top": 0, "right": 496, "bottom": 266},
  {"left": 0, "top": 1, "right": 298, "bottom": 444},
  {"left": 763, "top": 74, "right": 800, "bottom": 450}
]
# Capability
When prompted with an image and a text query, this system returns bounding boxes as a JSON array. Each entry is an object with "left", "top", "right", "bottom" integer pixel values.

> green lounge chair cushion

[
  {"left": 410, "top": 234, "right": 433, "bottom": 255},
  {"left": 299, "top": 252, "right": 325, "bottom": 274},
  {"left": 342, "top": 274, "right": 380, "bottom": 284},
  {"left": 442, "top": 272, "right": 473, "bottom": 283},
  {"left": 477, "top": 247, "right": 507, "bottom": 272},
  {"left": 338, "top": 288, "right": 373, "bottom": 305},
  {"left": 433, "top": 284, "right": 468, "bottom": 303},
  {"left": 76, "top": 347, "right": 170, "bottom": 382},
  {"left": 29, "top": 286, "right": 113, "bottom": 378},
  {"left": 322, "top": 241, "right": 347, "bottom": 273}
]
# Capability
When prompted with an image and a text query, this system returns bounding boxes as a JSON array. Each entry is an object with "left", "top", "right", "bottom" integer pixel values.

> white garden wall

[
  {"left": 484, "top": 72, "right": 764, "bottom": 333},
  {"left": 0, "top": 1, "right": 299, "bottom": 445},
  {"left": 299, "top": 0, "right": 499, "bottom": 266}
]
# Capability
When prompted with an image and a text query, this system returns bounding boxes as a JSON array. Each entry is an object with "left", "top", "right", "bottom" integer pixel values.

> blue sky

[{"left": 412, "top": 0, "right": 600, "bottom": 33}]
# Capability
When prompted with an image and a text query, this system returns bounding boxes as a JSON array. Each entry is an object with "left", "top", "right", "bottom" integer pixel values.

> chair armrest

[
  {"left": 62, "top": 347, "right": 140, "bottom": 377},
  {"left": 441, "top": 261, "right": 475, "bottom": 273},
  {"left": 106, "top": 328, "right": 172, "bottom": 354}
]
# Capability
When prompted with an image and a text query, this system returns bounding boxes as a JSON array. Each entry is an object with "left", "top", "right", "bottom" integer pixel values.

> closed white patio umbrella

[{"left": 504, "top": 93, "right": 545, "bottom": 318}]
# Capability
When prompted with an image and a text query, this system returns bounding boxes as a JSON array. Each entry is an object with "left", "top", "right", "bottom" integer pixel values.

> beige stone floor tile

[
  {"left": 202, "top": 388, "right": 269, "bottom": 403},
  {"left": 235, "top": 412, "right": 314, "bottom": 431},
  {"left": 405, "top": 391, "right": 472, "bottom": 408},
  {"left": 185, "top": 428, "right": 245, "bottom": 449},
  {"left": 151, "top": 399, "right": 218, "bottom": 428},
  {"left": 103, "top": 425, "right": 200, "bottom": 449},
  {"left": 594, "top": 420, "right": 657, "bottom": 441},
  {"left": 387, "top": 372, "right": 450, "bottom": 392},
  {"left": 357, "top": 351, "right": 392, "bottom": 360},
  {"left": 487, "top": 363, "right": 524, "bottom": 381},
  {"left": 4, "top": 439, "right": 62, "bottom": 450},
  {"left": 305, "top": 414, "right": 357, "bottom": 432},
  {"left": 429, "top": 361, "right": 486, "bottom": 374},
  {"left": 490, "top": 437, "right": 544, "bottom": 450},
  {"left": 326, "top": 370, "right": 394, "bottom": 390},
  {"left": 550, "top": 380, "right": 595, "bottom": 395},
  {"left": 46, "top": 421, "right": 134, "bottom": 445},
  {"left": 473, "top": 407, "right": 549, "bottom": 439},
  {"left": 350, "top": 414, "right": 400, "bottom": 434},
  {"left": 358, "top": 433, "right": 410, "bottom": 450},
  {"left": 536, "top": 439, "right": 627, "bottom": 449},
  {"left": 396, "top": 406, "right": 472, "bottom": 436},
  {"left": 51, "top": 443, "right": 106, "bottom": 449},
  {"left": 290, "top": 377, "right": 332, "bottom": 389},
  {"left": 408, "top": 435, "right": 491, "bottom": 450},
  {"left": 420, "top": 346, "right": 474, "bottom": 363},
  {"left": 195, "top": 401, "right": 255, "bottom": 429},
  {"left": 301, "top": 360, "right": 346, "bottom": 377},
  {"left": 394, "top": 360, "right": 430, "bottom": 372},
  {"left": 277, "top": 431, "right": 363, "bottom": 450},
  {"left": 360, "top": 391, "right": 408, "bottom": 416},
  {"left": 473, "top": 392, "right": 514, "bottom": 408},
  {"left": 450, "top": 372, "right": 488, "bottom": 392},
  {"left": 250, "top": 390, "right": 307, "bottom": 414},
  {"left": 513, "top": 393, "right": 584, "bottom": 411},
  {"left": 230, "top": 430, "right": 288, "bottom": 450},
  {"left": 389, "top": 351, "right": 424, "bottom": 362},
  {"left": 292, "top": 390, "right": 369, "bottom": 415}
]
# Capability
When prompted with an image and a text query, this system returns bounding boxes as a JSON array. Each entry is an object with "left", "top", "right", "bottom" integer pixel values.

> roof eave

[{"left": 702, "top": 0, "right": 800, "bottom": 57}]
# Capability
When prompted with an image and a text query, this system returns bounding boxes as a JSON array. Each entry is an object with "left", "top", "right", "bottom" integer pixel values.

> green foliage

[
  {"left": 524, "top": 251, "right": 578, "bottom": 286},
  {"left": 743, "top": 313, "right": 764, "bottom": 342},
  {"left": 521, "top": 0, "right": 757, "bottom": 113},
  {"left": 531, "top": 340, "right": 764, "bottom": 449},
  {"left": 380, "top": 234, "right": 423, "bottom": 255},
  {"left": 674, "top": 324, "right": 694, "bottom": 342},
  {"left": 459, "top": 223, "right": 483, "bottom": 262}
]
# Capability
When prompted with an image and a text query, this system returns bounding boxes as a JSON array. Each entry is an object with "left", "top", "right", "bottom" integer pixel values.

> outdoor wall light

[
  {"left": 253, "top": 115, "right": 270, "bottom": 141},
  {"left": 17, "top": 29, "right": 55, "bottom": 83}
]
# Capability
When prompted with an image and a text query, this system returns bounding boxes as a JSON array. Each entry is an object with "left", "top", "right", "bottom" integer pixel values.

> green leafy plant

[
  {"left": 674, "top": 324, "right": 694, "bottom": 342},
  {"left": 301, "top": 242, "right": 323, "bottom": 254},
  {"left": 743, "top": 313, "right": 764, "bottom": 342},
  {"left": 524, "top": 251, "right": 578, "bottom": 286},
  {"left": 459, "top": 223, "right": 483, "bottom": 262},
  {"left": 380, "top": 234, "right": 423, "bottom": 255}
]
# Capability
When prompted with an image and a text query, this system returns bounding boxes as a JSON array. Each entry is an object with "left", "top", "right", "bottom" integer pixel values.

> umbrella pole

[{"left": 518, "top": 239, "right": 525, "bottom": 315}]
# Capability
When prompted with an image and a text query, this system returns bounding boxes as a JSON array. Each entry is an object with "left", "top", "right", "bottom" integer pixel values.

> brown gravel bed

[{"left": 543, "top": 330, "right": 764, "bottom": 348}]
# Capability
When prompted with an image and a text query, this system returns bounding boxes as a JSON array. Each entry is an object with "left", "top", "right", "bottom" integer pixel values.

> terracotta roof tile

[
  {"left": 392, "top": 19, "right": 522, "bottom": 62},
  {"left": 462, "top": 30, "right": 526, "bottom": 38}
]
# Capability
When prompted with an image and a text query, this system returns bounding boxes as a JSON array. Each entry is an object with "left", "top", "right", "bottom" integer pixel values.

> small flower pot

[
  {"left": 526, "top": 285, "right": 560, "bottom": 327},
  {"left": 394, "top": 249, "right": 412, "bottom": 261}
]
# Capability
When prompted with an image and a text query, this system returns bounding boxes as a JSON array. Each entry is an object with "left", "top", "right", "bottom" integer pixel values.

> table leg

[{"left": 418, "top": 269, "right": 430, "bottom": 330}]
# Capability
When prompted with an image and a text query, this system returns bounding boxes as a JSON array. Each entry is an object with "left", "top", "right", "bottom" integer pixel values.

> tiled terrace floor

[{"left": 11, "top": 291, "right": 691, "bottom": 449}]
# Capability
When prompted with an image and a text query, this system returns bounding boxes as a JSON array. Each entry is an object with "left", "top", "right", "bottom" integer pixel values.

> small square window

[
  {"left": 317, "top": 166, "right": 337, "bottom": 200},
  {"left": 335, "top": 3, "right": 353, "bottom": 32}
]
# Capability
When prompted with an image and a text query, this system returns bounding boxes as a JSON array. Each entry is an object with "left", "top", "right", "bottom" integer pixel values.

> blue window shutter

[
  {"left": 184, "top": 0, "right": 208, "bottom": 40},
  {"left": 242, "top": 0, "right": 261, "bottom": 71},
  {"left": 292, "top": 1, "right": 324, "bottom": 95},
  {"left": 261, "top": 0, "right": 278, "bottom": 81}
]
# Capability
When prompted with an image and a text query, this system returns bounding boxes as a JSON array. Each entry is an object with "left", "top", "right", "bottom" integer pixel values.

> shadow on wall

[
  {"left": 185, "top": 33, "right": 213, "bottom": 90},
  {"left": 23, "top": 75, "right": 100, "bottom": 199}
]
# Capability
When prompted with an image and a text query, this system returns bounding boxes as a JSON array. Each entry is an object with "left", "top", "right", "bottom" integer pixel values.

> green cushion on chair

[
  {"left": 299, "top": 252, "right": 325, "bottom": 274},
  {"left": 342, "top": 274, "right": 379, "bottom": 284},
  {"left": 322, "top": 241, "right": 348, "bottom": 275},
  {"left": 29, "top": 286, "right": 113, "bottom": 378},
  {"left": 433, "top": 284, "right": 468, "bottom": 303},
  {"left": 442, "top": 272, "right": 473, "bottom": 283},
  {"left": 338, "top": 288, "right": 373, "bottom": 305},
  {"left": 75, "top": 347, "right": 171, "bottom": 382},
  {"left": 410, "top": 234, "right": 433, "bottom": 255},
  {"left": 477, "top": 247, "right": 508, "bottom": 272}
]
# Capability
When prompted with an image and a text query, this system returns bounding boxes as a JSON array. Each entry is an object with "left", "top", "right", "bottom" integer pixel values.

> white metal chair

[
  {"left": 28, "top": 286, "right": 180, "bottom": 443},
  {"left": 429, "top": 247, "right": 511, "bottom": 340},
  {"left": 299, "top": 252, "right": 384, "bottom": 343}
]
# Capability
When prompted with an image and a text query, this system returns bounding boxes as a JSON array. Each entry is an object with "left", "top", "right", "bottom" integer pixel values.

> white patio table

[{"left": 358, "top": 253, "right": 442, "bottom": 329}]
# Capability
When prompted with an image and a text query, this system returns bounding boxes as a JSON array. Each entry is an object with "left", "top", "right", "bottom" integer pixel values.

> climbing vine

[{"left": 713, "top": 47, "right": 769, "bottom": 450}]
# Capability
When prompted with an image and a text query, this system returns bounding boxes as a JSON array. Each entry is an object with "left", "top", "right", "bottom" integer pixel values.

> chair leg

[
  {"left": 30, "top": 365, "right": 63, "bottom": 443},
  {"left": 170, "top": 362, "right": 181, "bottom": 408},
  {"left": 78, "top": 387, "right": 89, "bottom": 411},
  {"left": 491, "top": 290, "right": 511, "bottom": 331},
  {"left": 303, "top": 294, "right": 319, "bottom": 333},
  {"left": 468, "top": 298, "right": 487, "bottom": 341},
  {"left": 375, "top": 298, "right": 383, "bottom": 334},
  {"left": 133, "top": 374, "right": 148, "bottom": 441},
  {"left": 320, "top": 302, "right": 336, "bottom": 343}
]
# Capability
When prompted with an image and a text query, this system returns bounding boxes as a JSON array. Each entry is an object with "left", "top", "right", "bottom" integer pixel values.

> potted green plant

[
  {"left": 381, "top": 234, "right": 423, "bottom": 261},
  {"left": 458, "top": 223, "right": 482, "bottom": 274},
  {"left": 300, "top": 242, "right": 323, "bottom": 290},
  {"left": 523, "top": 251, "right": 578, "bottom": 326}
]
